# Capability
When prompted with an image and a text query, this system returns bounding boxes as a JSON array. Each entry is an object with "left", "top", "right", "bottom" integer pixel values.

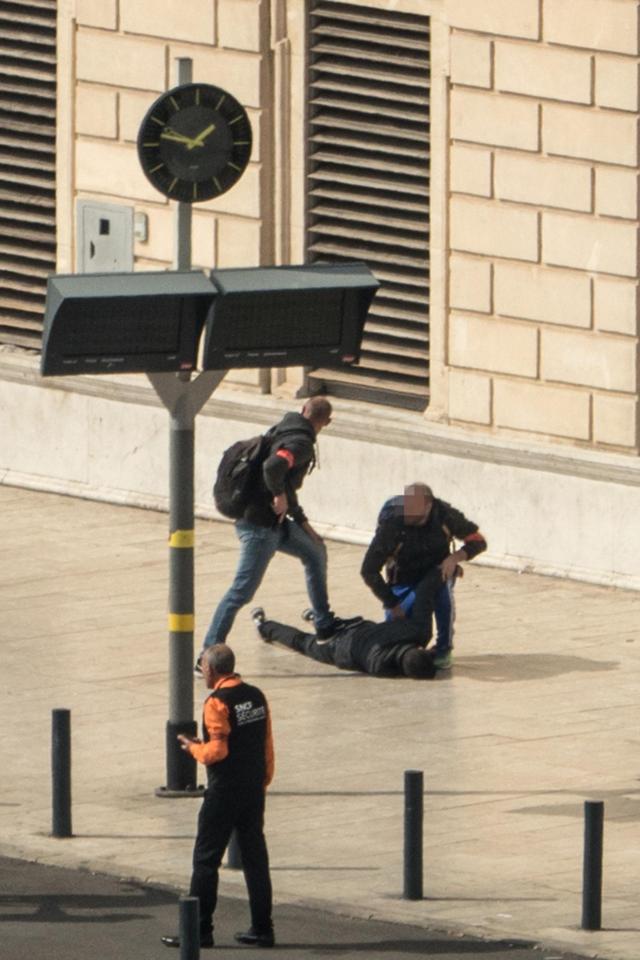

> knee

[{"left": 306, "top": 542, "right": 327, "bottom": 571}]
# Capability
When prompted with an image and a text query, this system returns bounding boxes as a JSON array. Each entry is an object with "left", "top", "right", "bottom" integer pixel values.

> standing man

[
  {"left": 199, "top": 397, "right": 342, "bottom": 664},
  {"left": 162, "top": 644, "right": 275, "bottom": 949},
  {"left": 361, "top": 483, "right": 487, "bottom": 669}
]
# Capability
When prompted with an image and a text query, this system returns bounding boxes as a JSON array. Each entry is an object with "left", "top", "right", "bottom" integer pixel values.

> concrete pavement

[
  {"left": 2, "top": 855, "right": 591, "bottom": 959},
  {"left": 1, "top": 485, "right": 639, "bottom": 959}
]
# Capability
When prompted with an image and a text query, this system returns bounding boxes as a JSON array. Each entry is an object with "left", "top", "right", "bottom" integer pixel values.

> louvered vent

[
  {"left": 306, "top": 0, "right": 430, "bottom": 410},
  {"left": 0, "top": 0, "right": 57, "bottom": 350}
]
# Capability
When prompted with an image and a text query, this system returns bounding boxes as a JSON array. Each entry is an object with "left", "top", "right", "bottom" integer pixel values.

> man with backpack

[
  {"left": 361, "top": 482, "right": 487, "bottom": 670},
  {"left": 200, "top": 397, "right": 343, "bottom": 664}
]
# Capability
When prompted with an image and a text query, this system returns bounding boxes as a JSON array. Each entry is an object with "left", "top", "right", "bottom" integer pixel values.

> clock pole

[
  {"left": 151, "top": 57, "right": 219, "bottom": 796},
  {"left": 174, "top": 58, "right": 192, "bottom": 270},
  {"left": 137, "top": 66, "right": 253, "bottom": 795}
]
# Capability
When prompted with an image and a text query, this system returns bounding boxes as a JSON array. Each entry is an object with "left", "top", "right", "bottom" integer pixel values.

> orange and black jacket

[
  {"left": 361, "top": 496, "right": 487, "bottom": 609},
  {"left": 187, "top": 675, "right": 274, "bottom": 789}
]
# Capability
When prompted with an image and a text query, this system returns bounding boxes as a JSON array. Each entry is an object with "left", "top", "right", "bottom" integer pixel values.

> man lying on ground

[{"left": 252, "top": 608, "right": 436, "bottom": 679}]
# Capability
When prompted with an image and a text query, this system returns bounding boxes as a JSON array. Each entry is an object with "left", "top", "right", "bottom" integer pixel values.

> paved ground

[
  {"left": 0, "top": 857, "right": 592, "bottom": 960},
  {"left": 1, "top": 486, "right": 639, "bottom": 960},
  {"left": 0, "top": 855, "right": 589, "bottom": 960}
]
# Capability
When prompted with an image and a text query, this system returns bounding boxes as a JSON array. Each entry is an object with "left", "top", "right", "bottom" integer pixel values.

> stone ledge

[{"left": 1, "top": 350, "right": 639, "bottom": 490}]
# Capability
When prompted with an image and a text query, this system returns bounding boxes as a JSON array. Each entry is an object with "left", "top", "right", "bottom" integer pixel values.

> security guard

[{"left": 162, "top": 644, "right": 275, "bottom": 949}]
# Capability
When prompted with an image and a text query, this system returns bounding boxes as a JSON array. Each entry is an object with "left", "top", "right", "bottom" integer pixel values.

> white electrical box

[{"left": 77, "top": 200, "right": 133, "bottom": 273}]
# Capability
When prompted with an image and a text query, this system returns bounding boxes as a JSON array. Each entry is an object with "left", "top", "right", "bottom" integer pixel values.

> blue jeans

[
  {"left": 203, "top": 519, "right": 333, "bottom": 648},
  {"left": 384, "top": 574, "right": 456, "bottom": 653}
]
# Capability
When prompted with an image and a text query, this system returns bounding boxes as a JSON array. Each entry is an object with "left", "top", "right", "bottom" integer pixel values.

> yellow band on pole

[
  {"left": 169, "top": 613, "right": 195, "bottom": 632},
  {"left": 169, "top": 529, "right": 195, "bottom": 548}
]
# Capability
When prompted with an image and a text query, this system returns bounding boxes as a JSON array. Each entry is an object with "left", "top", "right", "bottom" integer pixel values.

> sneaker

[
  {"left": 301, "top": 607, "right": 315, "bottom": 623},
  {"left": 251, "top": 606, "right": 266, "bottom": 626},
  {"left": 432, "top": 649, "right": 453, "bottom": 670},
  {"left": 194, "top": 655, "right": 204, "bottom": 677},
  {"left": 234, "top": 927, "right": 275, "bottom": 948}
]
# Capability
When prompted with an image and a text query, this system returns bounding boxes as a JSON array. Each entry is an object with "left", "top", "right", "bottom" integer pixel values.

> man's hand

[
  {"left": 440, "top": 551, "right": 466, "bottom": 581},
  {"left": 301, "top": 520, "right": 324, "bottom": 544},
  {"left": 388, "top": 603, "right": 406, "bottom": 620},
  {"left": 271, "top": 493, "right": 288, "bottom": 522},
  {"left": 177, "top": 734, "right": 202, "bottom": 752}
]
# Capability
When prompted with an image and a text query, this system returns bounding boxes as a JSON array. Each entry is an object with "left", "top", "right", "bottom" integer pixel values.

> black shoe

[
  {"left": 234, "top": 927, "right": 275, "bottom": 948},
  {"left": 301, "top": 607, "right": 315, "bottom": 623},
  {"left": 251, "top": 606, "right": 266, "bottom": 626},
  {"left": 161, "top": 932, "right": 214, "bottom": 948},
  {"left": 194, "top": 655, "right": 204, "bottom": 677}
]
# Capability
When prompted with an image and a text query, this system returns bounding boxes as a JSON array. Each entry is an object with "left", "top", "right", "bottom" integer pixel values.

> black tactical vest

[{"left": 203, "top": 679, "right": 268, "bottom": 787}]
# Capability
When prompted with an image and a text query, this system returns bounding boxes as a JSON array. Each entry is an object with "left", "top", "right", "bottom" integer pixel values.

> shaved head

[{"left": 302, "top": 396, "right": 333, "bottom": 431}]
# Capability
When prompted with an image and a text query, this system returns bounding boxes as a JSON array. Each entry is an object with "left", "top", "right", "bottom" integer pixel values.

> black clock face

[{"left": 137, "top": 83, "right": 252, "bottom": 203}]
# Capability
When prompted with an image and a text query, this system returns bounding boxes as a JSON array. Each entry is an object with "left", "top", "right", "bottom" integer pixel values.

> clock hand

[
  {"left": 160, "top": 128, "right": 194, "bottom": 145},
  {"left": 187, "top": 123, "right": 216, "bottom": 150}
]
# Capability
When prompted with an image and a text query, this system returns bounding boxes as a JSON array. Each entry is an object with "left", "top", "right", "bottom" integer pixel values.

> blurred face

[{"left": 403, "top": 488, "right": 433, "bottom": 526}]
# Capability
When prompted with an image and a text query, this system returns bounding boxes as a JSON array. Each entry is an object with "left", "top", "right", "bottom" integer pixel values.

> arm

[
  {"left": 440, "top": 504, "right": 487, "bottom": 579},
  {"left": 360, "top": 524, "right": 402, "bottom": 609},
  {"left": 264, "top": 705, "right": 275, "bottom": 788},
  {"left": 178, "top": 696, "right": 230, "bottom": 765},
  {"left": 262, "top": 441, "right": 310, "bottom": 524}
]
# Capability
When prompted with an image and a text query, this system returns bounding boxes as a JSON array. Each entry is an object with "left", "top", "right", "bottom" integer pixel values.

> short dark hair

[
  {"left": 302, "top": 396, "right": 332, "bottom": 424},
  {"left": 401, "top": 647, "right": 436, "bottom": 680},
  {"left": 202, "top": 643, "right": 236, "bottom": 675}
]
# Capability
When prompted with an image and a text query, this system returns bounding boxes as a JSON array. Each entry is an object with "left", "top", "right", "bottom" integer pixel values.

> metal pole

[
  {"left": 165, "top": 409, "right": 199, "bottom": 791},
  {"left": 179, "top": 895, "right": 200, "bottom": 960},
  {"left": 403, "top": 769, "right": 423, "bottom": 900},
  {"left": 581, "top": 800, "right": 604, "bottom": 930},
  {"left": 51, "top": 709, "right": 72, "bottom": 838},
  {"left": 175, "top": 58, "right": 192, "bottom": 271},
  {"left": 158, "top": 54, "right": 200, "bottom": 795}
]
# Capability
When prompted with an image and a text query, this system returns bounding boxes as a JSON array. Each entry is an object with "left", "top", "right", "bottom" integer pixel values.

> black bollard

[
  {"left": 179, "top": 895, "right": 200, "bottom": 960},
  {"left": 581, "top": 800, "right": 604, "bottom": 930},
  {"left": 226, "top": 828, "right": 242, "bottom": 869},
  {"left": 403, "top": 769, "right": 423, "bottom": 900},
  {"left": 51, "top": 708, "right": 72, "bottom": 838}
]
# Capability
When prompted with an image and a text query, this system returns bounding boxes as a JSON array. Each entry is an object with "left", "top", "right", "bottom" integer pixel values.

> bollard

[
  {"left": 226, "top": 828, "right": 242, "bottom": 869},
  {"left": 581, "top": 800, "right": 604, "bottom": 930},
  {"left": 51, "top": 709, "right": 72, "bottom": 838},
  {"left": 179, "top": 895, "right": 200, "bottom": 960},
  {"left": 403, "top": 769, "right": 423, "bottom": 900}
]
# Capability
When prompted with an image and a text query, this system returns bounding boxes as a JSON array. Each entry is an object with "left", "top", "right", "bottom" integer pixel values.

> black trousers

[
  {"left": 189, "top": 782, "right": 272, "bottom": 936},
  {"left": 410, "top": 567, "right": 445, "bottom": 644},
  {"left": 262, "top": 620, "right": 336, "bottom": 664}
]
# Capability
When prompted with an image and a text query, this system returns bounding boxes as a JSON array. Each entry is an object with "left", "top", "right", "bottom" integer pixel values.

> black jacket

[
  {"left": 242, "top": 412, "right": 317, "bottom": 528},
  {"left": 361, "top": 496, "right": 486, "bottom": 608},
  {"left": 331, "top": 619, "right": 429, "bottom": 676}
]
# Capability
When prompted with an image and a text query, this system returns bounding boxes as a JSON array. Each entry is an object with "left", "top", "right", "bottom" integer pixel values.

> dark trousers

[
  {"left": 189, "top": 783, "right": 272, "bottom": 936},
  {"left": 411, "top": 568, "right": 446, "bottom": 646},
  {"left": 261, "top": 620, "right": 336, "bottom": 664}
]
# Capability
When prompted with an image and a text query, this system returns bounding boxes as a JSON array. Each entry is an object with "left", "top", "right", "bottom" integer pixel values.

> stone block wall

[
  {"left": 446, "top": 0, "right": 640, "bottom": 452},
  {"left": 73, "top": 0, "right": 269, "bottom": 273}
]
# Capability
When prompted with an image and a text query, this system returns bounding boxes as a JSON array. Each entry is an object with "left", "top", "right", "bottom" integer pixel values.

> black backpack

[{"left": 213, "top": 432, "right": 272, "bottom": 519}]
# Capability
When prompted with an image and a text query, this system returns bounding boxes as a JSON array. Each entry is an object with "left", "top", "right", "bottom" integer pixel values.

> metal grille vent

[
  {"left": 0, "top": 0, "right": 57, "bottom": 350},
  {"left": 306, "top": 0, "right": 430, "bottom": 410}
]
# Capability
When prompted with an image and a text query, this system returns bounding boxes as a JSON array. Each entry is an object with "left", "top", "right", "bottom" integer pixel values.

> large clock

[{"left": 137, "top": 82, "right": 252, "bottom": 203}]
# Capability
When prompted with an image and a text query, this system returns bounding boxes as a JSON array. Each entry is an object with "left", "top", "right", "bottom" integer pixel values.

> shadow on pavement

[{"left": 452, "top": 653, "right": 618, "bottom": 682}]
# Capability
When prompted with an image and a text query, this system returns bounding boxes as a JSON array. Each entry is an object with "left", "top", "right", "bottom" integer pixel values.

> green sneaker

[{"left": 432, "top": 650, "right": 453, "bottom": 670}]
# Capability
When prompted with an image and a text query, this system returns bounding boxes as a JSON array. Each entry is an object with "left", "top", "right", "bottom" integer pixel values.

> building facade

[{"left": 1, "top": 0, "right": 639, "bottom": 589}]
